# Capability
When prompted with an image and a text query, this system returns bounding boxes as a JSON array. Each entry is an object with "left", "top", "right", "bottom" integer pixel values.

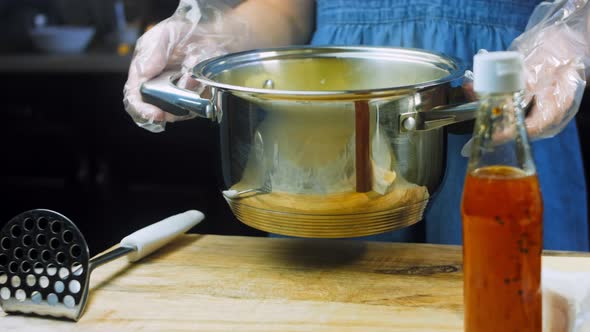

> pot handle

[
  {"left": 400, "top": 95, "right": 535, "bottom": 132},
  {"left": 140, "top": 71, "right": 215, "bottom": 120},
  {"left": 399, "top": 101, "right": 480, "bottom": 132}
]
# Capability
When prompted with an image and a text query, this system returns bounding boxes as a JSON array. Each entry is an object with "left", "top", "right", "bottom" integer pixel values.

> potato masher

[{"left": 0, "top": 209, "right": 204, "bottom": 321}]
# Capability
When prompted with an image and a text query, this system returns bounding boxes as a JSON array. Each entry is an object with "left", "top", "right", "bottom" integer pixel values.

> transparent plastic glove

[
  {"left": 510, "top": 1, "right": 588, "bottom": 139},
  {"left": 462, "top": 1, "right": 590, "bottom": 156},
  {"left": 510, "top": 0, "right": 589, "bottom": 139},
  {"left": 123, "top": 0, "right": 243, "bottom": 133}
]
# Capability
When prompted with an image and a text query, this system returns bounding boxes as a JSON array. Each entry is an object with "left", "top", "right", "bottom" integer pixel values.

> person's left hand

[
  {"left": 517, "top": 24, "right": 587, "bottom": 139},
  {"left": 461, "top": 24, "right": 587, "bottom": 155}
]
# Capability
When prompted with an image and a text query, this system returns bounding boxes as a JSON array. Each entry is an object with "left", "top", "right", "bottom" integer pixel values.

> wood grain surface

[{"left": 1, "top": 234, "right": 588, "bottom": 332}]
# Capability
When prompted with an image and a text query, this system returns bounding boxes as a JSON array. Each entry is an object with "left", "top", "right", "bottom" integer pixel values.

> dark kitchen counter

[{"left": 0, "top": 53, "right": 132, "bottom": 73}]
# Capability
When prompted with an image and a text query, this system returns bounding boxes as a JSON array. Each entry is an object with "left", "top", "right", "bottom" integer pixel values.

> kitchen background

[
  {"left": 0, "top": 0, "right": 588, "bottom": 254},
  {"left": 0, "top": 0, "right": 265, "bottom": 255}
]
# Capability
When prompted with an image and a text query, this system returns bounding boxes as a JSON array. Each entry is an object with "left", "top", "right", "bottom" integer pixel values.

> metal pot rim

[{"left": 191, "top": 45, "right": 465, "bottom": 99}]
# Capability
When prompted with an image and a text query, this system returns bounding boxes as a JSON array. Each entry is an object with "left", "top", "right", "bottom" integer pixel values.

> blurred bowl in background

[{"left": 29, "top": 26, "right": 96, "bottom": 54}]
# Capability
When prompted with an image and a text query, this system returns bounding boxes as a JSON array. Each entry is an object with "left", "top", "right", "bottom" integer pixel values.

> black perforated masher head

[
  {"left": 0, "top": 208, "right": 204, "bottom": 321},
  {"left": 0, "top": 209, "right": 91, "bottom": 320}
]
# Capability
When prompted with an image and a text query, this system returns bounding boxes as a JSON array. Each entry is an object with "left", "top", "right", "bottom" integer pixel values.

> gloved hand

[
  {"left": 514, "top": 0, "right": 590, "bottom": 139},
  {"left": 511, "top": 19, "right": 587, "bottom": 139},
  {"left": 123, "top": 0, "right": 241, "bottom": 133},
  {"left": 461, "top": 1, "right": 589, "bottom": 156}
]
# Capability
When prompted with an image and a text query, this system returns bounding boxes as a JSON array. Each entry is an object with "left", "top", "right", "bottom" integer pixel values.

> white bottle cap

[{"left": 473, "top": 51, "right": 525, "bottom": 93}]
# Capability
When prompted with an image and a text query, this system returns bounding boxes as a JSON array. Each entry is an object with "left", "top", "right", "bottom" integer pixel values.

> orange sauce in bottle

[{"left": 462, "top": 165, "right": 543, "bottom": 332}]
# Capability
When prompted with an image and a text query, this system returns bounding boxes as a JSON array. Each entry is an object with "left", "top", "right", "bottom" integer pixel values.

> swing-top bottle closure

[{"left": 473, "top": 51, "right": 525, "bottom": 94}]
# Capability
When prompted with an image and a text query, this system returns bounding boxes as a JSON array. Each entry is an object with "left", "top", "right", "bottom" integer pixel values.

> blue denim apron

[{"left": 309, "top": 0, "right": 588, "bottom": 251}]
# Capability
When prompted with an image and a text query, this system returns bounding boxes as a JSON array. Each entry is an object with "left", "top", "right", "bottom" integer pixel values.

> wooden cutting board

[{"left": 1, "top": 234, "right": 588, "bottom": 332}]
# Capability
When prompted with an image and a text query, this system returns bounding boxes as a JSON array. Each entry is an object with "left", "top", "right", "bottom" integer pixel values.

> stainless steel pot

[{"left": 141, "top": 46, "right": 478, "bottom": 238}]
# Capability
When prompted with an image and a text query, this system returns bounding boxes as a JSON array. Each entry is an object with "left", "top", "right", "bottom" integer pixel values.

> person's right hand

[{"left": 123, "top": 0, "right": 236, "bottom": 133}]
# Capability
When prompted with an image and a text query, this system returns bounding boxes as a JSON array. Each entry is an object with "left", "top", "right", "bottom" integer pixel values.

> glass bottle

[{"left": 461, "top": 51, "right": 543, "bottom": 332}]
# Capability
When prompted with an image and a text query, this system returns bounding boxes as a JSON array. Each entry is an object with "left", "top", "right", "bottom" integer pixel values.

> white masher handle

[{"left": 120, "top": 210, "right": 204, "bottom": 262}]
